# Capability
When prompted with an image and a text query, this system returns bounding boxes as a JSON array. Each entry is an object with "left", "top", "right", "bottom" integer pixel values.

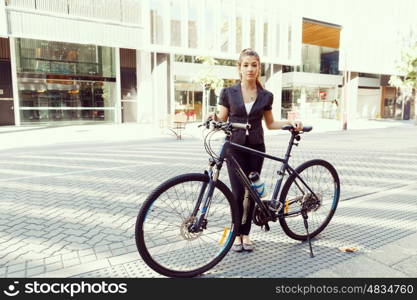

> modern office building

[{"left": 0, "top": 0, "right": 416, "bottom": 127}]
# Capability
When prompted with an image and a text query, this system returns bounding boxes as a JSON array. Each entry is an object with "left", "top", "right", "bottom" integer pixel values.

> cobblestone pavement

[{"left": 0, "top": 126, "right": 416, "bottom": 278}]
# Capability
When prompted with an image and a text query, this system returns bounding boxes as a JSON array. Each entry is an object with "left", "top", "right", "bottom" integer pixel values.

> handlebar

[
  {"left": 199, "top": 119, "right": 251, "bottom": 131},
  {"left": 200, "top": 119, "right": 312, "bottom": 134},
  {"left": 282, "top": 125, "right": 313, "bottom": 133}
]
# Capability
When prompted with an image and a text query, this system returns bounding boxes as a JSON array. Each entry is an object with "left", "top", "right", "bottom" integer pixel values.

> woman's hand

[
  {"left": 207, "top": 113, "right": 218, "bottom": 121},
  {"left": 289, "top": 120, "right": 303, "bottom": 131}
]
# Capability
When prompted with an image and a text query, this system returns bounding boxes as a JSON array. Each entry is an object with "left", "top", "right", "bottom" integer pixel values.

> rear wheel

[
  {"left": 279, "top": 159, "right": 340, "bottom": 241},
  {"left": 135, "top": 173, "right": 239, "bottom": 277}
]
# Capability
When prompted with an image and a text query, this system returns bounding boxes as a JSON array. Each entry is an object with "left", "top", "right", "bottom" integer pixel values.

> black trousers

[{"left": 226, "top": 139, "right": 266, "bottom": 236}]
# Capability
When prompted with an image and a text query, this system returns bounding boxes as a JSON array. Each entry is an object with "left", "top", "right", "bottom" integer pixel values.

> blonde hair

[{"left": 238, "top": 48, "right": 263, "bottom": 89}]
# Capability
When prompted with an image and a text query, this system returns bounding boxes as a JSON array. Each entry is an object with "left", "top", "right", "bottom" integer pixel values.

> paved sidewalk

[
  {"left": 0, "top": 121, "right": 416, "bottom": 278},
  {"left": 68, "top": 183, "right": 417, "bottom": 278},
  {"left": 0, "top": 118, "right": 414, "bottom": 151}
]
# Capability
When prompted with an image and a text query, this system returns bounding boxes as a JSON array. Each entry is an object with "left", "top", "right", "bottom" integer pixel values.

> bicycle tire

[
  {"left": 279, "top": 159, "right": 340, "bottom": 241},
  {"left": 135, "top": 173, "right": 239, "bottom": 278}
]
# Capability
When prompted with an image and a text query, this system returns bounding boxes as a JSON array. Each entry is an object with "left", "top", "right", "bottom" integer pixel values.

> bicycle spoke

[
  {"left": 139, "top": 176, "right": 234, "bottom": 273},
  {"left": 281, "top": 162, "right": 339, "bottom": 239}
]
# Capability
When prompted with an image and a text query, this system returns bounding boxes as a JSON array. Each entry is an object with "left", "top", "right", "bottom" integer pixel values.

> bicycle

[{"left": 135, "top": 120, "right": 340, "bottom": 278}]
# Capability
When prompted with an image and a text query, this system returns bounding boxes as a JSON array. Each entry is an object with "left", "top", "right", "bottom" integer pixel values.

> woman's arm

[
  {"left": 263, "top": 110, "right": 303, "bottom": 131},
  {"left": 210, "top": 105, "right": 229, "bottom": 122}
]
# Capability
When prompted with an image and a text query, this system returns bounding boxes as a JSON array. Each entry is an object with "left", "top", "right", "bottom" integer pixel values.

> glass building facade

[{"left": 15, "top": 38, "right": 116, "bottom": 124}]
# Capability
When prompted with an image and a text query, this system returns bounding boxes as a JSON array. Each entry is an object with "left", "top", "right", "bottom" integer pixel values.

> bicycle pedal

[{"left": 261, "top": 223, "right": 270, "bottom": 232}]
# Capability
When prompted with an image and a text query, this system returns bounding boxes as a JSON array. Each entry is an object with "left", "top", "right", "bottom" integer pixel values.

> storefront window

[
  {"left": 174, "top": 79, "right": 202, "bottom": 122},
  {"left": 282, "top": 86, "right": 339, "bottom": 119},
  {"left": 16, "top": 38, "right": 116, "bottom": 124}
]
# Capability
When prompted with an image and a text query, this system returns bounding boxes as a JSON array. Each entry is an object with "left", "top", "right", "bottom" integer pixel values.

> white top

[{"left": 244, "top": 101, "right": 255, "bottom": 115}]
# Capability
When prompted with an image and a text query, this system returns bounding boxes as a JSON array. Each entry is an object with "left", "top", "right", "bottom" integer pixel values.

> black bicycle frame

[{"left": 191, "top": 132, "right": 319, "bottom": 231}]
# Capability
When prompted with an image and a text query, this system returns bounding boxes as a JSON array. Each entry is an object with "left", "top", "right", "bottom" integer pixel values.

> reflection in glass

[
  {"left": 16, "top": 38, "right": 115, "bottom": 77},
  {"left": 301, "top": 44, "right": 340, "bottom": 74},
  {"left": 18, "top": 79, "right": 116, "bottom": 123},
  {"left": 15, "top": 38, "right": 116, "bottom": 124}
]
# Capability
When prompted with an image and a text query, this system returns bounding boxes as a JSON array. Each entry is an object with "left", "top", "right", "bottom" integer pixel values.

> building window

[
  {"left": 150, "top": 0, "right": 164, "bottom": 45},
  {"left": 220, "top": 1, "right": 229, "bottom": 52},
  {"left": 288, "top": 25, "right": 292, "bottom": 60},
  {"left": 170, "top": 0, "right": 181, "bottom": 47},
  {"left": 263, "top": 22, "right": 268, "bottom": 56},
  {"left": 204, "top": 0, "right": 216, "bottom": 51},
  {"left": 120, "top": 48, "right": 137, "bottom": 123},
  {"left": 276, "top": 22, "right": 280, "bottom": 58},
  {"left": 301, "top": 44, "right": 340, "bottom": 74},
  {"left": 236, "top": 8, "right": 243, "bottom": 52},
  {"left": 188, "top": 0, "right": 198, "bottom": 48},
  {"left": 174, "top": 78, "right": 203, "bottom": 121},
  {"left": 15, "top": 38, "right": 116, "bottom": 124},
  {"left": 250, "top": 16, "right": 256, "bottom": 50}
]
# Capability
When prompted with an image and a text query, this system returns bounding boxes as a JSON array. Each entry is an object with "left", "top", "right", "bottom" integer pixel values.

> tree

[
  {"left": 192, "top": 56, "right": 224, "bottom": 121},
  {"left": 389, "top": 40, "right": 417, "bottom": 124}
]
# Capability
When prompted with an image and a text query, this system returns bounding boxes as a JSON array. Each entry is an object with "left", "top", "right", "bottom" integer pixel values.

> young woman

[{"left": 210, "top": 48, "right": 303, "bottom": 252}]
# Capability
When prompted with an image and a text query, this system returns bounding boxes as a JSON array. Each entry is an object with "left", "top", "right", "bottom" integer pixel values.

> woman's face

[{"left": 239, "top": 55, "right": 260, "bottom": 82}]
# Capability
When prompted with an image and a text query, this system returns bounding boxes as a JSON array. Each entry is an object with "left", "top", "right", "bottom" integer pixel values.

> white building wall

[
  {"left": 0, "top": 1, "right": 7, "bottom": 37},
  {"left": 145, "top": 0, "right": 303, "bottom": 65},
  {"left": 5, "top": 0, "right": 144, "bottom": 49},
  {"left": 357, "top": 88, "right": 381, "bottom": 119},
  {"left": 137, "top": 51, "right": 154, "bottom": 123},
  {"left": 358, "top": 77, "right": 380, "bottom": 88},
  {"left": 299, "top": 0, "right": 416, "bottom": 75},
  {"left": 265, "top": 65, "right": 283, "bottom": 119},
  {"left": 282, "top": 72, "right": 342, "bottom": 87},
  {"left": 172, "top": 62, "right": 238, "bottom": 80}
]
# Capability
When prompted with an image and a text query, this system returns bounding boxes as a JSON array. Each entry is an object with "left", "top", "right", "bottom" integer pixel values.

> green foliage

[
  {"left": 192, "top": 56, "right": 224, "bottom": 95},
  {"left": 389, "top": 42, "right": 417, "bottom": 94}
]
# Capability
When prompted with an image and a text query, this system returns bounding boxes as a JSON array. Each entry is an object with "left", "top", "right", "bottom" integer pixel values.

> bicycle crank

[{"left": 253, "top": 200, "right": 276, "bottom": 231}]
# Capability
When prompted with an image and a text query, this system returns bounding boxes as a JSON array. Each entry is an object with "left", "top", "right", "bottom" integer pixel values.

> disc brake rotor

[{"left": 180, "top": 217, "right": 203, "bottom": 241}]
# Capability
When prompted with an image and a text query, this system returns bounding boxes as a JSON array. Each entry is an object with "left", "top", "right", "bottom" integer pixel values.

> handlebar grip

[{"left": 231, "top": 123, "right": 251, "bottom": 130}]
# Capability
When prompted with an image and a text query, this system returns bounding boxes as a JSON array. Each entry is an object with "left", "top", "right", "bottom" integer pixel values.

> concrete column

[
  {"left": 341, "top": 71, "right": 359, "bottom": 129},
  {"left": 9, "top": 37, "right": 20, "bottom": 126},
  {"left": 114, "top": 47, "right": 122, "bottom": 124},
  {"left": 154, "top": 53, "right": 169, "bottom": 125},
  {"left": 347, "top": 72, "right": 359, "bottom": 123},
  {"left": 265, "top": 64, "right": 283, "bottom": 119},
  {"left": 137, "top": 51, "right": 154, "bottom": 123}
]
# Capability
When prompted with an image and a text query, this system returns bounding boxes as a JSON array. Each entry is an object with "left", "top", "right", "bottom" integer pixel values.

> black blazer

[{"left": 219, "top": 83, "right": 273, "bottom": 145}]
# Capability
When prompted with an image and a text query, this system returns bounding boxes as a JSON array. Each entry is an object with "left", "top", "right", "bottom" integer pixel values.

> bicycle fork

[{"left": 188, "top": 161, "right": 218, "bottom": 233}]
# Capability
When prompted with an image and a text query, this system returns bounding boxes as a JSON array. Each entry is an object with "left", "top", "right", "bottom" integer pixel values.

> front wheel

[
  {"left": 279, "top": 159, "right": 340, "bottom": 241},
  {"left": 135, "top": 173, "right": 239, "bottom": 278}
]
